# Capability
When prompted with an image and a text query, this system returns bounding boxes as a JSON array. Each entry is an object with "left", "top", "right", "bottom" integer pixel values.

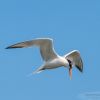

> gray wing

[
  {"left": 6, "top": 38, "right": 58, "bottom": 61},
  {"left": 64, "top": 50, "right": 83, "bottom": 72}
]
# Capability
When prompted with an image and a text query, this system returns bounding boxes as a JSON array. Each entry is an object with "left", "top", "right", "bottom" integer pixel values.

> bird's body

[
  {"left": 39, "top": 56, "right": 69, "bottom": 70},
  {"left": 6, "top": 38, "right": 83, "bottom": 78}
]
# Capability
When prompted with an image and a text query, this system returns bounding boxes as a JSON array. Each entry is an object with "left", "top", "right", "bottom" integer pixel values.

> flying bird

[{"left": 6, "top": 38, "right": 83, "bottom": 79}]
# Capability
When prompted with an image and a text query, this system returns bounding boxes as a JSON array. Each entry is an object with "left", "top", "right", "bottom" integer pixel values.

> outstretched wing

[
  {"left": 6, "top": 38, "right": 58, "bottom": 61},
  {"left": 64, "top": 50, "right": 83, "bottom": 72}
]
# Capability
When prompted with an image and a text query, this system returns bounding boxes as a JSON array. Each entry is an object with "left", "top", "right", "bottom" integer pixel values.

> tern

[{"left": 6, "top": 38, "right": 83, "bottom": 78}]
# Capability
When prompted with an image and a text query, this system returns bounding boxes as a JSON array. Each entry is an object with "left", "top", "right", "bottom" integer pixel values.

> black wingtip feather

[
  {"left": 5, "top": 47, "right": 12, "bottom": 49},
  {"left": 76, "top": 65, "right": 83, "bottom": 73},
  {"left": 5, "top": 46, "right": 23, "bottom": 49},
  {"left": 76, "top": 58, "right": 83, "bottom": 73},
  {"left": 75, "top": 57, "right": 83, "bottom": 72}
]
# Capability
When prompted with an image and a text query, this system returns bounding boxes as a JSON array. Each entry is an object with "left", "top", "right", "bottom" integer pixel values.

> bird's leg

[{"left": 69, "top": 65, "right": 72, "bottom": 79}]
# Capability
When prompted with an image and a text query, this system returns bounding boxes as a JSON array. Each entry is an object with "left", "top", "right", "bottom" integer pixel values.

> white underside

[{"left": 33, "top": 56, "right": 69, "bottom": 74}]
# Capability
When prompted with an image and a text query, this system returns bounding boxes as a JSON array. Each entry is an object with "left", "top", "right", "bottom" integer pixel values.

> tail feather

[{"left": 26, "top": 67, "right": 44, "bottom": 77}]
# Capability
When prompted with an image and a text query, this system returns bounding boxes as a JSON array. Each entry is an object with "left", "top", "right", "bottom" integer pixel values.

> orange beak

[{"left": 69, "top": 67, "right": 72, "bottom": 79}]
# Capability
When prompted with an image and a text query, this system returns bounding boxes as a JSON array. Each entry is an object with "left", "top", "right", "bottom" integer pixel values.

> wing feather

[
  {"left": 6, "top": 38, "right": 58, "bottom": 61},
  {"left": 64, "top": 50, "right": 83, "bottom": 72}
]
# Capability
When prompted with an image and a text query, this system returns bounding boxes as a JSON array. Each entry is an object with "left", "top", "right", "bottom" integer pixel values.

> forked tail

[{"left": 26, "top": 67, "right": 44, "bottom": 77}]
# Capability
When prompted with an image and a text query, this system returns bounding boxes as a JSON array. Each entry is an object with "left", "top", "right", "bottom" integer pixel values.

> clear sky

[{"left": 0, "top": 0, "right": 100, "bottom": 100}]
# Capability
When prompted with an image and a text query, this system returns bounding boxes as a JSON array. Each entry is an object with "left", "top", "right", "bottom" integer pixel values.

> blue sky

[{"left": 0, "top": 0, "right": 100, "bottom": 100}]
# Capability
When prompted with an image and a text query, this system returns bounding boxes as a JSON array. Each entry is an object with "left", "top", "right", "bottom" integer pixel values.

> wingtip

[
  {"left": 5, "top": 46, "right": 23, "bottom": 49},
  {"left": 80, "top": 69, "right": 83, "bottom": 73},
  {"left": 5, "top": 47, "right": 11, "bottom": 49},
  {"left": 76, "top": 65, "right": 83, "bottom": 73},
  {"left": 5, "top": 46, "right": 15, "bottom": 49},
  {"left": 79, "top": 67, "right": 83, "bottom": 73}
]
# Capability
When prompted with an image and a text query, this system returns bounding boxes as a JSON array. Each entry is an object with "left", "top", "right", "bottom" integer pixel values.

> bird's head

[{"left": 67, "top": 59, "right": 73, "bottom": 79}]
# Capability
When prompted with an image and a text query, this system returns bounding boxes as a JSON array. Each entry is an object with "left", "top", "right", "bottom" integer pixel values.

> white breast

[{"left": 44, "top": 56, "right": 69, "bottom": 69}]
